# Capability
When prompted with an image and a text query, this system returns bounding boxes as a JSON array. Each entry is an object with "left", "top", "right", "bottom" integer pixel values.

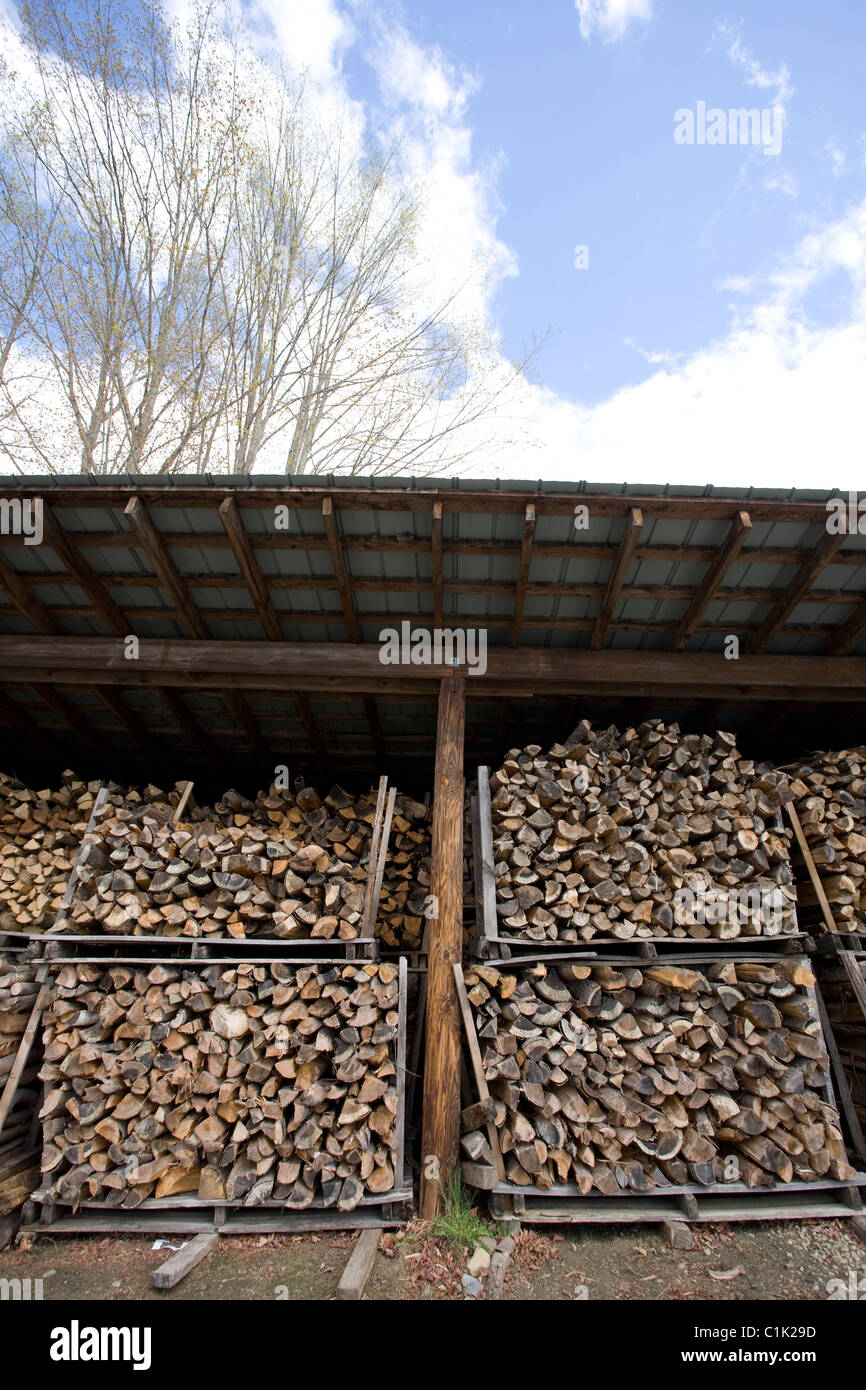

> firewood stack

[
  {"left": 0, "top": 773, "right": 108, "bottom": 933},
  {"left": 489, "top": 721, "right": 797, "bottom": 943},
  {"left": 462, "top": 958, "right": 855, "bottom": 1193},
  {"left": 375, "top": 795, "right": 432, "bottom": 951},
  {"left": 38, "top": 960, "right": 403, "bottom": 1210},
  {"left": 65, "top": 783, "right": 379, "bottom": 940},
  {"left": 0, "top": 953, "right": 41, "bottom": 1158},
  {"left": 815, "top": 953, "right": 866, "bottom": 1140},
  {"left": 781, "top": 747, "right": 866, "bottom": 934}
]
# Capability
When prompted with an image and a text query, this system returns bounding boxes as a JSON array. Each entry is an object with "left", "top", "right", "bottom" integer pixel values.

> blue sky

[
  {"left": 3, "top": 0, "right": 865, "bottom": 484},
  {"left": 345, "top": 0, "right": 866, "bottom": 404},
  {"left": 272, "top": 0, "right": 866, "bottom": 486}
]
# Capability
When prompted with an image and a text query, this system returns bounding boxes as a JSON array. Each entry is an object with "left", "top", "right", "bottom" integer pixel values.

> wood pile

[
  {"left": 0, "top": 953, "right": 41, "bottom": 1158},
  {"left": 815, "top": 952, "right": 866, "bottom": 1139},
  {"left": 38, "top": 960, "right": 403, "bottom": 1210},
  {"left": 782, "top": 747, "right": 866, "bottom": 934},
  {"left": 462, "top": 957, "right": 855, "bottom": 1193},
  {"left": 0, "top": 772, "right": 110, "bottom": 933},
  {"left": 489, "top": 721, "right": 797, "bottom": 942}
]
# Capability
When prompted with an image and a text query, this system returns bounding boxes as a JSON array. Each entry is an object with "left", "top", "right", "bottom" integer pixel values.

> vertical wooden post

[{"left": 420, "top": 672, "right": 466, "bottom": 1219}]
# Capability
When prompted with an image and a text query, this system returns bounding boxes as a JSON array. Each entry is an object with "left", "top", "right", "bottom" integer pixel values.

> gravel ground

[{"left": 1, "top": 1217, "right": 864, "bottom": 1301}]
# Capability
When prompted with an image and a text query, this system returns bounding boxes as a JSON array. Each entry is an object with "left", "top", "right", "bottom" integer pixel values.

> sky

[
  {"left": 2, "top": 0, "right": 866, "bottom": 488},
  {"left": 233, "top": 0, "right": 866, "bottom": 489}
]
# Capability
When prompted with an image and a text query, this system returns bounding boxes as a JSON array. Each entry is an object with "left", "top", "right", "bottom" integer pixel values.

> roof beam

[
  {"left": 41, "top": 505, "right": 128, "bottom": 636},
  {"left": 218, "top": 497, "right": 282, "bottom": 642},
  {"left": 0, "top": 482, "right": 847, "bottom": 525},
  {"left": 823, "top": 598, "right": 866, "bottom": 656},
  {"left": 218, "top": 496, "right": 325, "bottom": 762},
  {"left": 669, "top": 511, "right": 751, "bottom": 652},
  {"left": 431, "top": 502, "right": 443, "bottom": 629},
  {"left": 510, "top": 503, "right": 536, "bottom": 647},
  {"left": 125, "top": 498, "right": 209, "bottom": 640},
  {"left": 590, "top": 508, "right": 643, "bottom": 650},
  {"left": 750, "top": 529, "right": 845, "bottom": 654},
  {"left": 3, "top": 637, "right": 865, "bottom": 701},
  {"left": 92, "top": 687, "right": 152, "bottom": 744},
  {"left": 156, "top": 687, "right": 218, "bottom": 763},
  {"left": 0, "top": 551, "right": 59, "bottom": 635},
  {"left": 322, "top": 497, "right": 359, "bottom": 642},
  {"left": 29, "top": 683, "right": 102, "bottom": 750}
]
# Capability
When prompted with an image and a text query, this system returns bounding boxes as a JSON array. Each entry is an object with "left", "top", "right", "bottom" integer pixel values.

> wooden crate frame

[
  {"left": 27, "top": 955, "right": 412, "bottom": 1235},
  {"left": 455, "top": 952, "right": 866, "bottom": 1226}
]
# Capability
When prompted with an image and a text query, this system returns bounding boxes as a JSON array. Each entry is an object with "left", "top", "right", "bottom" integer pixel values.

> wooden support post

[{"left": 420, "top": 672, "right": 466, "bottom": 1220}]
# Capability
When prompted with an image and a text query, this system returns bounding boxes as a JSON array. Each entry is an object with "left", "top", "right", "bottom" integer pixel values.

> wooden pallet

[
  {"left": 455, "top": 952, "right": 866, "bottom": 1227},
  {"left": 488, "top": 1181, "right": 865, "bottom": 1226},
  {"left": 28, "top": 954, "right": 413, "bottom": 1236},
  {"left": 814, "top": 937, "right": 866, "bottom": 1158},
  {"left": 472, "top": 766, "right": 805, "bottom": 958},
  {"left": 22, "top": 1200, "right": 411, "bottom": 1237}
]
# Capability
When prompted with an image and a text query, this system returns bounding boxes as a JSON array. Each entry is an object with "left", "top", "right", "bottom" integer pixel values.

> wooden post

[{"left": 420, "top": 672, "right": 466, "bottom": 1219}]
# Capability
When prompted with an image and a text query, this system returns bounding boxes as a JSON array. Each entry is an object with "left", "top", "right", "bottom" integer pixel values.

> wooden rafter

[
  {"left": 93, "top": 686, "right": 151, "bottom": 744},
  {"left": 29, "top": 683, "right": 101, "bottom": 749},
  {"left": 125, "top": 498, "right": 209, "bottom": 640},
  {"left": 0, "top": 551, "right": 58, "bottom": 635},
  {"left": 589, "top": 508, "right": 643, "bottom": 650},
  {"left": 7, "top": 524, "right": 866, "bottom": 572},
  {"left": 823, "top": 596, "right": 866, "bottom": 656},
  {"left": 218, "top": 496, "right": 282, "bottom": 642},
  {"left": 322, "top": 497, "right": 386, "bottom": 760},
  {"left": 156, "top": 687, "right": 218, "bottom": 763},
  {"left": 750, "top": 529, "right": 846, "bottom": 653},
  {"left": 41, "top": 504, "right": 128, "bottom": 636},
  {"left": 322, "top": 497, "right": 359, "bottom": 643},
  {"left": 431, "top": 501, "right": 443, "bottom": 629},
  {"left": 669, "top": 511, "right": 751, "bottom": 651},
  {"left": 510, "top": 502, "right": 536, "bottom": 647},
  {"left": 218, "top": 495, "right": 326, "bottom": 759}
]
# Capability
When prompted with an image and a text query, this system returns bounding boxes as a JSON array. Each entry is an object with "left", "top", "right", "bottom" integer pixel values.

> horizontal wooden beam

[
  {"left": 1, "top": 637, "right": 863, "bottom": 701},
  {"left": 0, "top": 482, "right": 845, "bottom": 524}
]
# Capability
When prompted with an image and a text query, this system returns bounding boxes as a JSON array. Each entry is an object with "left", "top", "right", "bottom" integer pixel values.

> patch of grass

[{"left": 432, "top": 1170, "right": 493, "bottom": 1251}]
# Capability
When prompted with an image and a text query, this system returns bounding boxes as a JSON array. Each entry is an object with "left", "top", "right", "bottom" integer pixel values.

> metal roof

[{"left": 0, "top": 473, "right": 864, "bottom": 789}]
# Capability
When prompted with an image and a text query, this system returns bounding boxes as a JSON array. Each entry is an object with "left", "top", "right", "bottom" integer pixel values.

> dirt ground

[{"left": 2, "top": 1216, "right": 864, "bottom": 1301}]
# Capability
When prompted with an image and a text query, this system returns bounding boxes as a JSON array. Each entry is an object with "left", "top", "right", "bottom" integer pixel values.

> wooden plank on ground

[
  {"left": 336, "top": 1227, "right": 380, "bottom": 1300},
  {"left": 152, "top": 1232, "right": 219, "bottom": 1290}
]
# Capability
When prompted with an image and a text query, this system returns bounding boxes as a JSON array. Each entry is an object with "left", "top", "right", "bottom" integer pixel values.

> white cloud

[
  {"left": 712, "top": 22, "right": 794, "bottom": 124},
  {"left": 574, "top": 0, "right": 654, "bottom": 44},
  {"left": 763, "top": 170, "right": 798, "bottom": 197},
  {"left": 479, "top": 200, "right": 866, "bottom": 489},
  {"left": 825, "top": 139, "right": 848, "bottom": 178}
]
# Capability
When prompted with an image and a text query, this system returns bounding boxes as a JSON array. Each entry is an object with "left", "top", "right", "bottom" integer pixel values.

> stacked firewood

[
  {"left": 462, "top": 958, "right": 854, "bottom": 1192},
  {"left": 65, "top": 783, "right": 380, "bottom": 940},
  {"left": 489, "top": 721, "right": 797, "bottom": 942},
  {"left": 0, "top": 772, "right": 106, "bottom": 933},
  {"left": 782, "top": 748, "right": 866, "bottom": 934},
  {"left": 0, "top": 953, "right": 42, "bottom": 1158},
  {"left": 815, "top": 952, "right": 866, "bottom": 1140},
  {"left": 38, "top": 960, "right": 402, "bottom": 1210},
  {"left": 376, "top": 796, "right": 432, "bottom": 951}
]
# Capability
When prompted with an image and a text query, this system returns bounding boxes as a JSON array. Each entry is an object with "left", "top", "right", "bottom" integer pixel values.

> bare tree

[{"left": 0, "top": 0, "right": 535, "bottom": 477}]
